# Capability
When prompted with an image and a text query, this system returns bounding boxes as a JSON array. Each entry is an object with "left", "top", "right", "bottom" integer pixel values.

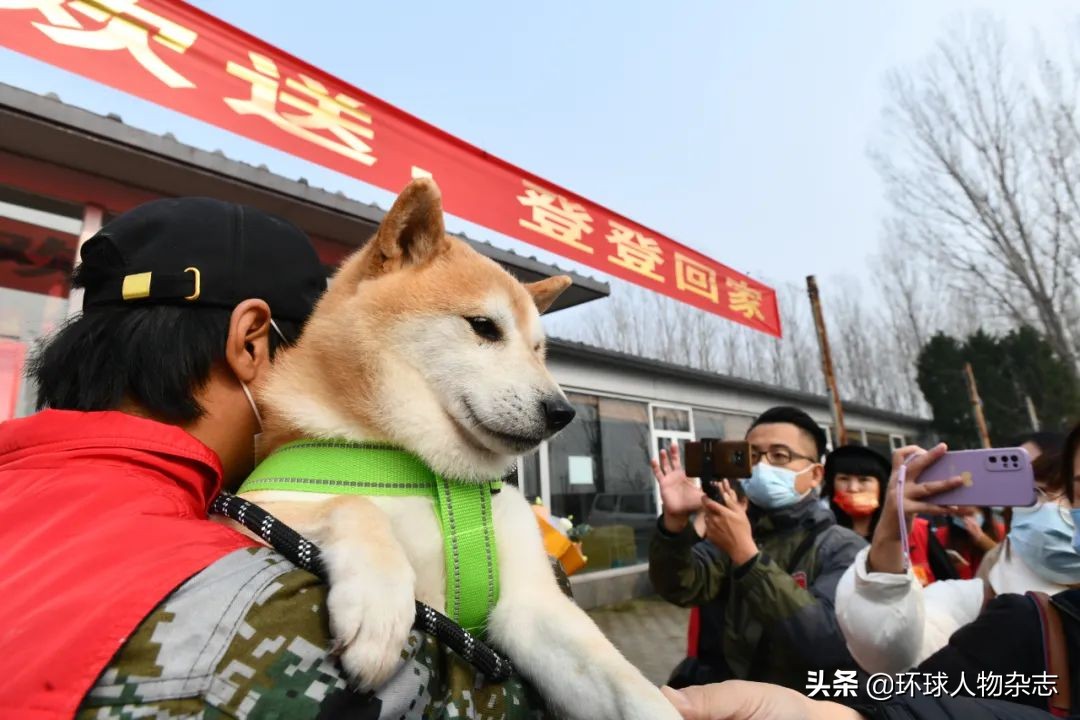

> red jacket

[{"left": 0, "top": 410, "right": 256, "bottom": 719}]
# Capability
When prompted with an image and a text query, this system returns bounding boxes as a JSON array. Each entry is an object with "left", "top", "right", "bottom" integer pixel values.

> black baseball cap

[{"left": 79, "top": 197, "right": 327, "bottom": 323}]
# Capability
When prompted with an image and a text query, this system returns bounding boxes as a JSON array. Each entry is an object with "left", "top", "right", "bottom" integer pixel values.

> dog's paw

[
  {"left": 327, "top": 570, "right": 416, "bottom": 691},
  {"left": 618, "top": 685, "right": 684, "bottom": 720}
]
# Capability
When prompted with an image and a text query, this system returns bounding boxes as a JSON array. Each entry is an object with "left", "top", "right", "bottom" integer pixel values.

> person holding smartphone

[
  {"left": 834, "top": 435, "right": 1080, "bottom": 678},
  {"left": 649, "top": 406, "right": 866, "bottom": 691}
]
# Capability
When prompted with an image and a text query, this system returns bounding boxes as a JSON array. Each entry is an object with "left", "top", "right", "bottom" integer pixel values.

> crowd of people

[{"left": 649, "top": 406, "right": 1080, "bottom": 719}]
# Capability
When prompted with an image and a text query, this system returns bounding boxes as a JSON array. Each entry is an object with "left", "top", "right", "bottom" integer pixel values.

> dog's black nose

[{"left": 541, "top": 397, "right": 576, "bottom": 432}]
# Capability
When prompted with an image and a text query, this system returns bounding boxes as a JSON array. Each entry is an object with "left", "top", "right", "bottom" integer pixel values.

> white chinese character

[
  {"left": 1002, "top": 672, "right": 1028, "bottom": 698},
  {"left": 951, "top": 672, "right": 975, "bottom": 697},
  {"left": 977, "top": 671, "right": 1004, "bottom": 698},
  {"left": 805, "top": 670, "right": 831, "bottom": 698},
  {"left": 1030, "top": 672, "right": 1058, "bottom": 698},
  {"left": 225, "top": 52, "right": 376, "bottom": 167},
  {"left": 1, "top": 0, "right": 198, "bottom": 88},
  {"left": 922, "top": 672, "right": 950, "bottom": 698},
  {"left": 895, "top": 672, "right": 922, "bottom": 696},
  {"left": 832, "top": 670, "right": 858, "bottom": 698}
]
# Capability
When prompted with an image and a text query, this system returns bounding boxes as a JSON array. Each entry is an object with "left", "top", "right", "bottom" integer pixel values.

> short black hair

[
  {"left": 825, "top": 445, "right": 891, "bottom": 483},
  {"left": 29, "top": 265, "right": 301, "bottom": 424},
  {"left": 749, "top": 406, "right": 827, "bottom": 460}
]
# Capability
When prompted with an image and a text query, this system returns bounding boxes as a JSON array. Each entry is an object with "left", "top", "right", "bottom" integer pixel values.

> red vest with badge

[{"left": 0, "top": 410, "right": 256, "bottom": 719}]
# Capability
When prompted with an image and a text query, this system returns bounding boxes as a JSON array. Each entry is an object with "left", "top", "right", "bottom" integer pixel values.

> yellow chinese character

[
  {"left": 517, "top": 180, "right": 594, "bottom": 253},
  {"left": 225, "top": 51, "right": 376, "bottom": 167},
  {"left": 674, "top": 252, "right": 719, "bottom": 303},
  {"left": 605, "top": 220, "right": 664, "bottom": 282},
  {"left": 2, "top": 0, "right": 198, "bottom": 88},
  {"left": 726, "top": 278, "right": 765, "bottom": 321}
]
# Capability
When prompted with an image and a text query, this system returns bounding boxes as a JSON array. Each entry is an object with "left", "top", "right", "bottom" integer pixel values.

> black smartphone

[{"left": 683, "top": 439, "right": 752, "bottom": 504}]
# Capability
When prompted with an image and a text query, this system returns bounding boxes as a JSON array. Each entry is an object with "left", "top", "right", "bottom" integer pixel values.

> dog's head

[{"left": 268, "top": 178, "right": 575, "bottom": 481}]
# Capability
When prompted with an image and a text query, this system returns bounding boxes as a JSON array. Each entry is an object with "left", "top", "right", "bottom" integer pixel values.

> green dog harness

[{"left": 237, "top": 440, "right": 501, "bottom": 635}]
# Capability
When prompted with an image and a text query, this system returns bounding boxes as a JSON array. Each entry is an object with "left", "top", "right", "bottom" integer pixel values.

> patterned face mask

[{"left": 832, "top": 489, "right": 879, "bottom": 518}]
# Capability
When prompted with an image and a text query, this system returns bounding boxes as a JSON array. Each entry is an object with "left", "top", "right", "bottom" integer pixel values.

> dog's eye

[{"left": 465, "top": 316, "right": 502, "bottom": 342}]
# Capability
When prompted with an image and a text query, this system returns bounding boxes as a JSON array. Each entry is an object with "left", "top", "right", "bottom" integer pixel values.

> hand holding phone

[
  {"left": 684, "top": 439, "right": 752, "bottom": 505},
  {"left": 914, "top": 447, "right": 1036, "bottom": 507}
]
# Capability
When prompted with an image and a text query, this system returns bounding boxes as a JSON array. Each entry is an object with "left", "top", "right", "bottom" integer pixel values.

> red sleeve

[
  {"left": 687, "top": 606, "right": 700, "bottom": 658},
  {"left": 908, "top": 517, "right": 936, "bottom": 584}
]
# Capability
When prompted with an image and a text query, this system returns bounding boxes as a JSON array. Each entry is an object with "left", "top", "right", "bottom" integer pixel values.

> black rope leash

[{"left": 211, "top": 492, "right": 514, "bottom": 682}]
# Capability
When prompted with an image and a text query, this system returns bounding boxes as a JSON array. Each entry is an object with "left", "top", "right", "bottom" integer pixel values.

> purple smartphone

[{"left": 915, "top": 447, "right": 1037, "bottom": 507}]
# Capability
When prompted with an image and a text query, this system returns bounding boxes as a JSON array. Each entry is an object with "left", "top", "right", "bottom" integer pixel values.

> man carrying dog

[
  {"left": 0, "top": 198, "right": 547, "bottom": 718},
  {"left": 650, "top": 406, "right": 865, "bottom": 690}
]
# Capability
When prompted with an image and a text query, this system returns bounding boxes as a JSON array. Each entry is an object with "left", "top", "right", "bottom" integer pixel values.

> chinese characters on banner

[{"left": 0, "top": 0, "right": 781, "bottom": 336}]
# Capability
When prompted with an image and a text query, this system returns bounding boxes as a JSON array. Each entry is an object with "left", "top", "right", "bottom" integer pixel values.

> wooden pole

[
  {"left": 806, "top": 276, "right": 847, "bottom": 448},
  {"left": 1024, "top": 395, "right": 1040, "bottom": 433},
  {"left": 963, "top": 362, "right": 992, "bottom": 448}
]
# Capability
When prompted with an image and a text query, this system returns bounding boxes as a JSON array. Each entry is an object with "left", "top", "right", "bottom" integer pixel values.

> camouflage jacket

[
  {"left": 649, "top": 496, "right": 866, "bottom": 689},
  {"left": 77, "top": 547, "right": 551, "bottom": 720}
]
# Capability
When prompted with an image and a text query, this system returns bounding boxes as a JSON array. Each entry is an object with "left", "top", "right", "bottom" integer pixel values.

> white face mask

[{"left": 239, "top": 318, "right": 289, "bottom": 451}]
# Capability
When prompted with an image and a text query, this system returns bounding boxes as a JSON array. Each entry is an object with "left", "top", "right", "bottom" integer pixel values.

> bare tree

[{"left": 877, "top": 17, "right": 1080, "bottom": 367}]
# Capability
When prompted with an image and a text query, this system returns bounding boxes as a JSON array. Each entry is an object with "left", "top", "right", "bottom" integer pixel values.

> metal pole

[
  {"left": 963, "top": 362, "right": 992, "bottom": 448},
  {"left": 1024, "top": 395, "right": 1040, "bottom": 433},
  {"left": 806, "top": 276, "right": 846, "bottom": 448}
]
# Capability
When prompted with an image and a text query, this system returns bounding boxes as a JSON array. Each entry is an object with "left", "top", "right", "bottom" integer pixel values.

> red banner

[{"left": 0, "top": 0, "right": 780, "bottom": 336}]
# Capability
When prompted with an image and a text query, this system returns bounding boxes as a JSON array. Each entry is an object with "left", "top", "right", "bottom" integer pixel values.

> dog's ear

[
  {"left": 524, "top": 275, "right": 572, "bottom": 314},
  {"left": 342, "top": 178, "right": 450, "bottom": 282}
]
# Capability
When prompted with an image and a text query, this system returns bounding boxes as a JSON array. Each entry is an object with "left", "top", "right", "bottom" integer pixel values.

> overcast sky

[{"left": 2, "top": 0, "right": 1078, "bottom": 327}]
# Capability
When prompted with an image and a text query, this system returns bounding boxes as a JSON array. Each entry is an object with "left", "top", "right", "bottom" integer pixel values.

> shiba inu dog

[{"left": 239, "top": 178, "right": 680, "bottom": 720}]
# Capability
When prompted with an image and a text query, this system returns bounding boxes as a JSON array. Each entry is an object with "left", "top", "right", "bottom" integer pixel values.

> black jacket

[
  {"left": 914, "top": 589, "right": 1080, "bottom": 716},
  {"left": 854, "top": 696, "right": 1059, "bottom": 719}
]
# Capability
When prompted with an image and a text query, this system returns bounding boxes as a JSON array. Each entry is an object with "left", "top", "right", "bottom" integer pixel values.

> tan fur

[{"left": 241, "top": 178, "right": 680, "bottom": 719}]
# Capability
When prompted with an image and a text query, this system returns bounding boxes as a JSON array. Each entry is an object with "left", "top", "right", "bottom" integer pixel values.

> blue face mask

[
  {"left": 1009, "top": 503, "right": 1080, "bottom": 585},
  {"left": 952, "top": 511, "right": 984, "bottom": 530},
  {"left": 1072, "top": 508, "right": 1080, "bottom": 553},
  {"left": 742, "top": 462, "right": 814, "bottom": 510}
]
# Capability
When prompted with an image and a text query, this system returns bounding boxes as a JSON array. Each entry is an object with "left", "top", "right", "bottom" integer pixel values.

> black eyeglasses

[{"left": 750, "top": 444, "right": 817, "bottom": 468}]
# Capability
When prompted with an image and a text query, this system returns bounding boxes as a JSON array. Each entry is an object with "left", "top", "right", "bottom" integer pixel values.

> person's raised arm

[{"left": 866, "top": 444, "right": 964, "bottom": 575}]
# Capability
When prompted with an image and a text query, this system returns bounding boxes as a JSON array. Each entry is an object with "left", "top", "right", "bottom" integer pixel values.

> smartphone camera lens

[
  {"left": 1010, "top": 455, "right": 1019, "bottom": 463},
  {"left": 989, "top": 456, "right": 997, "bottom": 464}
]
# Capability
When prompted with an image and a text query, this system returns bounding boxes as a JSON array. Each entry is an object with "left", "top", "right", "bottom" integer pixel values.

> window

[
  {"left": 724, "top": 413, "right": 754, "bottom": 440},
  {"left": 889, "top": 434, "right": 906, "bottom": 451},
  {"left": 693, "top": 409, "right": 726, "bottom": 440},
  {"left": 549, "top": 394, "right": 654, "bottom": 571},
  {"left": 865, "top": 432, "right": 893, "bottom": 460},
  {"left": 0, "top": 185, "right": 82, "bottom": 421},
  {"left": 593, "top": 495, "right": 617, "bottom": 512},
  {"left": 620, "top": 494, "right": 655, "bottom": 515},
  {"left": 652, "top": 405, "right": 691, "bottom": 432}
]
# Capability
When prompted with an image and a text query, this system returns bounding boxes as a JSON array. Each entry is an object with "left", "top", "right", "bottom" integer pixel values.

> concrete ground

[{"left": 586, "top": 596, "right": 690, "bottom": 686}]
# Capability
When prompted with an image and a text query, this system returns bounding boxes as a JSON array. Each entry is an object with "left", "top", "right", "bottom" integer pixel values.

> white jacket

[{"left": 834, "top": 546, "right": 985, "bottom": 674}]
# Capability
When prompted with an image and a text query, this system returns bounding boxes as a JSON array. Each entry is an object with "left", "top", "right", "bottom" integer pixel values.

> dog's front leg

[
  {"left": 486, "top": 488, "right": 680, "bottom": 720},
  {"left": 247, "top": 495, "right": 417, "bottom": 690}
]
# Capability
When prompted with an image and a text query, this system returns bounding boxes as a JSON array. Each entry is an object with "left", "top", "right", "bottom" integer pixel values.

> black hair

[
  {"left": 1010, "top": 431, "right": 1067, "bottom": 457},
  {"left": 1059, "top": 422, "right": 1080, "bottom": 505},
  {"left": 749, "top": 405, "right": 827, "bottom": 460},
  {"left": 29, "top": 265, "right": 300, "bottom": 424}
]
